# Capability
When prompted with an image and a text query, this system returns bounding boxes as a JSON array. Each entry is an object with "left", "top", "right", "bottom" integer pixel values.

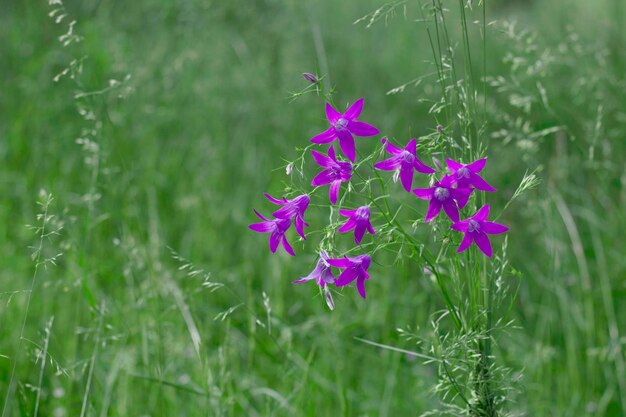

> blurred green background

[{"left": 1, "top": 0, "right": 625, "bottom": 416}]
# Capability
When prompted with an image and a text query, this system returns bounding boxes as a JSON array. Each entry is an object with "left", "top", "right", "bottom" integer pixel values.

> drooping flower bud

[
  {"left": 324, "top": 286, "right": 335, "bottom": 311},
  {"left": 302, "top": 72, "right": 318, "bottom": 84},
  {"left": 432, "top": 156, "right": 443, "bottom": 171}
]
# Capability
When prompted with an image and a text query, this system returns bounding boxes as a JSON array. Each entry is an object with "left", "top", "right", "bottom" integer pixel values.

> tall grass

[{"left": 0, "top": 0, "right": 624, "bottom": 416}]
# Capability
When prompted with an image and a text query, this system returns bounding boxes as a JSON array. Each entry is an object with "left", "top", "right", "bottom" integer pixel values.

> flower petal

[
  {"left": 469, "top": 172, "right": 496, "bottom": 192},
  {"left": 248, "top": 221, "right": 273, "bottom": 233},
  {"left": 311, "top": 170, "right": 334, "bottom": 186},
  {"left": 413, "top": 187, "right": 434, "bottom": 200},
  {"left": 327, "top": 257, "right": 352, "bottom": 268},
  {"left": 446, "top": 158, "right": 463, "bottom": 172},
  {"left": 457, "top": 233, "right": 473, "bottom": 253},
  {"left": 442, "top": 200, "right": 460, "bottom": 222},
  {"left": 325, "top": 103, "right": 341, "bottom": 124},
  {"left": 327, "top": 145, "right": 337, "bottom": 161},
  {"left": 281, "top": 235, "right": 296, "bottom": 256},
  {"left": 294, "top": 216, "right": 307, "bottom": 239},
  {"left": 384, "top": 140, "right": 403, "bottom": 155},
  {"left": 354, "top": 223, "right": 366, "bottom": 245},
  {"left": 335, "top": 268, "right": 358, "bottom": 286},
  {"left": 399, "top": 164, "right": 414, "bottom": 192},
  {"left": 343, "top": 98, "right": 364, "bottom": 120},
  {"left": 273, "top": 205, "right": 296, "bottom": 219},
  {"left": 467, "top": 158, "right": 487, "bottom": 173},
  {"left": 474, "top": 204, "right": 490, "bottom": 221},
  {"left": 348, "top": 120, "right": 379, "bottom": 137},
  {"left": 405, "top": 138, "right": 417, "bottom": 154},
  {"left": 356, "top": 276, "right": 367, "bottom": 299},
  {"left": 311, "top": 127, "right": 337, "bottom": 144},
  {"left": 338, "top": 218, "right": 357, "bottom": 233},
  {"left": 337, "top": 129, "right": 356, "bottom": 162},
  {"left": 339, "top": 209, "right": 356, "bottom": 217},
  {"left": 321, "top": 268, "right": 335, "bottom": 285},
  {"left": 413, "top": 158, "right": 436, "bottom": 174},
  {"left": 292, "top": 265, "right": 320, "bottom": 283},
  {"left": 450, "top": 219, "right": 469, "bottom": 232},
  {"left": 311, "top": 150, "right": 332, "bottom": 168},
  {"left": 253, "top": 209, "right": 269, "bottom": 221},
  {"left": 329, "top": 180, "right": 342, "bottom": 205},
  {"left": 269, "top": 232, "right": 281, "bottom": 253},
  {"left": 482, "top": 221, "right": 509, "bottom": 234},
  {"left": 264, "top": 193, "right": 285, "bottom": 205},
  {"left": 367, "top": 221, "right": 376, "bottom": 235},
  {"left": 424, "top": 200, "right": 442, "bottom": 222},
  {"left": 473, "top": 232, "right": 493, "bottom": 257},
  {"left": 374, "top": 156, "right": 402, "bottom": 171},
  {"left": 450, "top": 187, "right": 472, "bottom": 209}
]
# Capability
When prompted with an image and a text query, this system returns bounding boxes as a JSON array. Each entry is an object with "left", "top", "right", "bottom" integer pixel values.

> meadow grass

[{"left": 0, "top": 0, "right": 625, "bottom": 416}]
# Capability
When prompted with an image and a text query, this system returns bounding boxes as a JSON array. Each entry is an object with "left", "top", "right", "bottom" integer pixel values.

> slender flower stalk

[{"left": 311, "top": 98, "right": 380, "bottom": 162}]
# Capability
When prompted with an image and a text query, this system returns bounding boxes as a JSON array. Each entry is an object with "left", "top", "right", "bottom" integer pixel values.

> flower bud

[
  {"left": 432, "top": 156, "right": 443, "bottom": 171},
  {"left": 302, "top": 72, "right": 318, "bottom": 84},
  {"left": 324, "top": 287, "right": 335, "bottom": 311}
]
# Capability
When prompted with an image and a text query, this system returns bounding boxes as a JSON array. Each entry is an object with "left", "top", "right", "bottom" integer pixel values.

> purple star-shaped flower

[
  {"left": 292, "top": 250, "right": 335, "bottom": 287},
  {"left": 311, "top": 98, "right": 380, "bottom": 162},
  {"left": 413, "top": 175, "right": 472, "bottom": 222},
  {"left": 374, "top": 138, "right": 435, "bottom": 192},
  {"left": 248, "top": 210, "right": 295, "bottom": 256},
  {"left": 264, "top": 193, "right": 310, "bottom": 239},
  {"left": 338, "top": 206, "right": 376, "bottom": 245},
  {"left": 451, "top": 204, "right": 509, "bottom": 257},
  {"left": 446, "top": 158, "right": 496, "bottom": 192},
  {"left": 311, "top": 146, "right": 353, "bottom": 205},
  {"left": 327, "top": 254, "right": 372, "bottom": 299}
]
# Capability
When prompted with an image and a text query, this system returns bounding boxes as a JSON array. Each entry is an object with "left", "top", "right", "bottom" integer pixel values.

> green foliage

[{"left": 0, "top": 0, "right": 624, "bottom": 416}]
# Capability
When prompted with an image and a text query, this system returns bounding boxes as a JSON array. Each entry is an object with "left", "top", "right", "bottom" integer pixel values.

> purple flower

[
  {"left": 451, "top": 204, "right": 509, "bottom": 257},
  {"left": 248, "top": 210, "right": 295, "bottom": 256},
  {"left": 446, "top": 158, "right": 496, "bottom": 192},
  {"left": 338, "top": 206, "right": 375, "bottom": 245},
  {"left": 327, "top": 254, "right": 372, "bottom": 299},
  {"left": 374, "top": 138, "right": 435, "bottom": 192},
  {"left": 292, "top": 250, "right": 335, "bottom": 286},
  {"left": 264, "top": 193, "right": 310, "bottom": 239},
  {"left": 413, "top": 175, "right": 472, "bottom": 222},
  {"left": 311, "top": 146, "right": 353, "bottom": 205},
  {"left": 311, "top": 98, "right": 380, "bottom": 162}
]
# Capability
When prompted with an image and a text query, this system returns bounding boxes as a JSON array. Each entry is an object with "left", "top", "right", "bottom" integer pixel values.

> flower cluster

[
  {"left": 250, "top": 98, "right": 379, "bottom": 300},
  {"left": 408, "top": 157, "right": 508, "bottom": 256},
  {"left": 249, "top": 92, "right": 509, "bottom": 305}
]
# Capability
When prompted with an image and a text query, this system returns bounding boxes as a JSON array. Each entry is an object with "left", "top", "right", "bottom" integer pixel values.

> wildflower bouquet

[{"left": 249, "top": 3, "right": 525, "bottom": 415}]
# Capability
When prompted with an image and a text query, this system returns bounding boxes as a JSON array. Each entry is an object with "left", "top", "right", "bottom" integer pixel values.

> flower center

[
  {"left": 434, "top": 187, "right": 450, "bottom": 201},
  {"left": 334, "top": 117, "right": 349, "bottom": 131},
  {"left": 467, "top": 220, "right": 481, "bottom": 233},
  {"left": 401, "top": 150, "right": 414, "bottom": 164},
  {"left": 457, "top": 167, "right": 470, "bottom": 179},
  {"left": 355, "top": 206, "right": 369, "bottom": 221}
]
